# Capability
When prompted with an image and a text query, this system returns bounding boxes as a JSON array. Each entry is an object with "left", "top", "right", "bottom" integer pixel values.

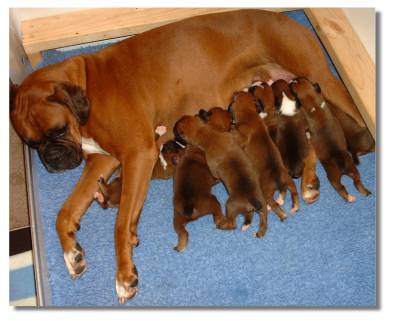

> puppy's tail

[{"left": 249, "top": 197, "right": 262, "bottom": 211}]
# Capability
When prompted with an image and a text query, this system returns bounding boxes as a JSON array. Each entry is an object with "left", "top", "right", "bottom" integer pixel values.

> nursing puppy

[
  {"left": 173, "top": 143, "right": 227, "bottom": 252},
  {"left": 94, "top": 140, "right": 184, "bottom": 209},
  {"left": 290, "top": 77, "right": 371, "bottom": 201},
  {"left": 174, "top": 114, "right": 268, "bottom": 237},
  {"left": 248, "top": 82, "right": 279, "bottom": 142},
  {"left": 270, "top": 79, "right": 310, "bottom": 179},
  {"left": 229, "top": 91, "right": 299, "bottom": 216}
]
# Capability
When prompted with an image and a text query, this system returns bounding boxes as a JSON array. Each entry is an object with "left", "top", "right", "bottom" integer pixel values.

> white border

[{"left": 4, "top": 0, "right": 393, "bottom": 320}]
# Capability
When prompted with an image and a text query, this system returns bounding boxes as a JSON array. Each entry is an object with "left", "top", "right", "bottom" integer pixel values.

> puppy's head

[
  {"left": 271, "top": 79, "right": 300, "bottom": 117},
  {"left": 199, "top": 107, "right": 233, "bottom": 132},
  {"left": 173, "top": 115, "right": 203, "bottom": 145},
  {"left": 249, "top": 82, "right": 276, "bottom": 119},
  {"left": 161, "top": 140, "right": 186, "bottom": 166},
  {"left": 10, "top": 68, "right": 90, "bottom": 173},
  {"left": 228, "top": 91, "right": 261, "bottom": 123},
  {"left": 289, "top": 77, "right": 325, "bottom": 115}
]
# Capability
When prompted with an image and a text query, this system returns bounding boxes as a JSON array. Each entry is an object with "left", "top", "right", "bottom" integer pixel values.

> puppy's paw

[
  {"left": 254, "top": 230, "right": 267, "bottom": 238},
  {"left": 155, "top": 125, "right": 167, "bottom": 136},
  {"left": 173, "top": 245, "right": 186, "bottom": 252},
  {"left": 63, "top": 242, "right": 87, "bottom": 279},
  {"left": 290, "top": 206, "right": 299, "bottom": 214},
  {"left": 93, "top": 191, "right": 104, "bottom": 203},
  {"left": 241, "top": 224, "right": 251, "bottom": 232},
  {"left": 275, "top": 195, "right": 285, "bottom": 206},
  {"left": 116, "top": 267, "right": 139, "bottom": 304},
  {"left": 347, "top": 194, "right": 356, "bottom": 203},
  {"left": 302, "top": 188, "right": 320, "bottom": 204}
]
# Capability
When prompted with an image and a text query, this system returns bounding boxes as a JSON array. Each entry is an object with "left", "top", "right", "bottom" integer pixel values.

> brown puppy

[
  {"left": 270, "top": 79, "right": 310, "bottom": 179},
  {"left": 290, "top": 77, "right": 371, "bottom": 201},
  {"left": 228, "top": 91, "right": 299, "bottom": 216},
  {"left": 251, "top": 81, "right": 320, "bottom": 204},
  {"left": 248, "top": 82, "right": 279, "bottom": 142},
  {"left": 172, "top": 144, "right": 227, "bottom": 252},
  {"left": 327, "top": 103, "right": 375, "bottom": 165},
  {"left": 174, "top": 114, "right": 268, "bottom": 237}
]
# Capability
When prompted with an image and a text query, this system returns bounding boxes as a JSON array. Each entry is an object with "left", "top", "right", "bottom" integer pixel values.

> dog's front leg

[
  {"left": 56, "top": 153, "right": 120, "bottom": 278},
  {"left": 115, "top": 143, "right": 158, "bottom": 304}
]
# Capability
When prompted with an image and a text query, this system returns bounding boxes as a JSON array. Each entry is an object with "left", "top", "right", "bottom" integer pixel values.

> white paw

[
  {"left": 63, "top": 245, "right": 87, "bottom": 279},
  {"left": 276, "top": 195, "right": 285, "bottom": 206},
  {"left": 347, "top": 195, "right": 356, "bottom": 203},
  {"left": 155, "top": 125, "right": 167, "bottom": 136},
  {"left": 241, "top": 224, "right": 251, "bottom": 232},
  {"left": 116, "top": 279, "right": 138, "bottom": 304}
]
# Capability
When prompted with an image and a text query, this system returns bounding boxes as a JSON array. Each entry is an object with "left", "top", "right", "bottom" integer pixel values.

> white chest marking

[
  {"left": 310, "top": 107, "right": 316, "bottom": 113},
  {"left": 259, "top": 112, "right": 268, "bottom": 119},
  {"left": 320, "top": 101, "right": 326, "bottom": 109},
  {"left": 81, "top": 137, "right": 110, "bottom": 155},
  {"left": 306, "top": 131, "right": 311, "bottom": 139},
  {"left": 159, "top": 144, "right": 168, "bottom": 170},
  {"left": 279, "top": 93, "right": 297, "bottom": 116}
]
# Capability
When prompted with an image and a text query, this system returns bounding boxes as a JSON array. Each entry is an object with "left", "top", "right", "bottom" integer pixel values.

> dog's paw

[
  {"left": 116, "top": 267, "right": 139, "bottom": 304},
  {"left": 290, "top": 206, "right": 299, "bottom": 214},
  {"left": 241, "top": 224, "right": 251, "bottom": 232},
  {"left": 302, "top": 187, "right": 320, "bottom": 204},
  {"left": 275, "top": 195, "right": 285, "bottom": 206},
  {"left": 173, "top": 245, "right": 186, "bottom": 252},
  {"left": 347, "top": 194, "right": 356, "bottom": 203},
  {"left": 93, "top": 191, "right": 104, "bottom": 203},
  {"left": 63, "top": 242, "right": 87, "bottom": 279}
]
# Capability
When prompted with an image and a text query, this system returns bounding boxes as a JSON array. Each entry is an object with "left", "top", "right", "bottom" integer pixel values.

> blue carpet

[{"left": 32, "top": 10, "right": 376, "bottom": 306}]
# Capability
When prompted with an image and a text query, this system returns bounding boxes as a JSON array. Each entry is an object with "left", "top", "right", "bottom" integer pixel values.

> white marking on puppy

[
  {"left": 241, "top": 87, "right": 249, "bottom": 93},
  {"left": 158, "top": 145, "right": 168, "bottom": 170},
  {"left": 347, "top": 195, "right": 356, "bottom": 203},
  {"left": 175, "top": 141, "right": 186, "bottom": 148},
  {"left": 320, "top": 101, "right": 326, "bottom": 109},
  {"left": 251, "top": 81, "right": 264, "bottom": 88},
  {"left": 259, "top": 112, "right": 268, "bottom": 119},
  {"left": 306, "top": 131, "right": 311, "bottom": 139},
  {"left": 81, "top": 137, "right": 110, "bottom": 155},
  {"left": 267, "top": 79, "right": 274, "bottom": 86},
  {"left": 276, "top": 195, "right": 285, "bottom": 206},
  {"left": 310, "top": 107, "right": 316, "bottom": 113},
  {"left": 279, "top": 93, "right": 297, "bottom": 116}
]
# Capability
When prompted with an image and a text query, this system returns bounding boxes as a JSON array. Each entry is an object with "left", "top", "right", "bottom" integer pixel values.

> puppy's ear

[
  {"left": 198, "top": 109, "right": 210, "bottom": 123},
  {"left": 313, "top": 83, "right": 321, "bottom": 93},
  {"left": 47, "top": 82, "right": 90, "bottom": 125},
  {"left": 10, "top": 79, "right": 19, "bottom": 112},
  {"left": 255, "top": 99, "right": 264, "bottom": 113}
]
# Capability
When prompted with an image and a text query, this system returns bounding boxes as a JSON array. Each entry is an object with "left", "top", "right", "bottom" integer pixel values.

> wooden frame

[{"left": 20, "top": 8, "right": 375, "bottom": 137}]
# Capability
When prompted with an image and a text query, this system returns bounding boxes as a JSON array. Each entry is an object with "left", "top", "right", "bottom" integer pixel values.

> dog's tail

[{"left": 249, "top": 197, "right": 262, "bottom": 211}]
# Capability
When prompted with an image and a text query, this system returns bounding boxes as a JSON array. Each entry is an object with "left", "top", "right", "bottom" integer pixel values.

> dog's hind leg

[
  {"left": 56, "top": 154, "right": 119, "bottom": 279},
  {"left": 301, "top": 142, "right": 321, "bottom": 204},
  {"left": 173, "top": 213, "right": 189, "bottom": 252},
  {"left": 346, "top": 159, "right": 372, "bottom": 196},
  {"left": 255, "top": 206, "right": 268, "bottom": 238},
  {"left": 286, "top": 176, "right": 300, "bottom": 214},
  {"left": 325, "top": 162, "right": 355, "bottom": 202},
  {"left": 241, "top": 211, "right": 254, "bottom": 231}
]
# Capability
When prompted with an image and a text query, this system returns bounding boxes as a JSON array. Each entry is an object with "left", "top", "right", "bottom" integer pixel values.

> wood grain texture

[{"left": 305, "top": 8, "right": 375, "bottom": 138}]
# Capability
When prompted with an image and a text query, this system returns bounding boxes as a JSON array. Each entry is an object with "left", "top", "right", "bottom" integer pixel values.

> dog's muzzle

[{"left": 38, "top": 140, "right": 83, "bottom": 173}]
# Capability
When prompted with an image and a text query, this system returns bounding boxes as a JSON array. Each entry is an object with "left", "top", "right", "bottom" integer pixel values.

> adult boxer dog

[{"left": 10, "top": 9, "right": 369, "bottom": 303}]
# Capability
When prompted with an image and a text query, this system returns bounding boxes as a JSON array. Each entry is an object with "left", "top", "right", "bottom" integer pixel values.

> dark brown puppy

[
  {"left": 270, "top": 79, "right": 310, "bottom": 179},
  {"left": 248, "top": 83, "right": 279, "bottom": 142},
  {"left": 174, "top": 114, "right": 268, "bottom": 237},
  {"left": 229, "top": 91, "right": 299, "bottom": 216},
  {"left": 172, "top": 144, "right": 227, "bottom": 252},
  {"left": 251, "top": 81, "right": 320, "bottom": 204},
  {"left": 290, "top": 77, "right": 371, "bottom": 201},
  {"left": 94, "top": 140, "right": 184, "bottom": 208},
  {"left": 327, "top": 102, "right": 375, "bottom": 165}
]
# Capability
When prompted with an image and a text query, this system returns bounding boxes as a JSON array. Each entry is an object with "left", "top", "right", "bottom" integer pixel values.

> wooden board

[{"left": 305, "top": 8, "right": 375, "bottom": 138}]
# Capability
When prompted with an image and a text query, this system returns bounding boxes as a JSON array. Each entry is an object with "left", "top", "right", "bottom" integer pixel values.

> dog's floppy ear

[
  {"left": 313, "top": 82, "right": 321, "bottom": 93},
  {"left": 47, "top": 82, "right": 90, "bottom": 125},
  {"left": 10, "top": 79, "right": 19, "bottom": 112}
]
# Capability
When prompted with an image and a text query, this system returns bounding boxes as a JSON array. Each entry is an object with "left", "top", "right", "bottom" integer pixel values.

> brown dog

[
  {"left": 174, "top": 114, "right": 268, "bottom": 237},
  {"left": 290, "top": 77, "right": 371, "bottom": 201},
  {"left": 172, "top": 144, "right": 227, "bottom": 252},
  {"left": 10, "top": 10, "right": 368, "bottom": 303},
  {"left": 229, "top": 91, "right": 299, "bottom": 217}
]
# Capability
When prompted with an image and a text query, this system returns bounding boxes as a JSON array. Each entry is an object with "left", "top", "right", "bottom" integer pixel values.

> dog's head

[
  {"left": 228, "top": 91, "right": 261, "bottom": 123},
  {"left": 198, "top": 107, "right": 233, "bottom": 132},
  {"left": 10, "top": 74, "right": 90, "bottom": 173},
  {"left": 289, "top": 77, "right": 325, "bottom": 115},
  {"left": 161, "top": 140, "right": 186, "bottom": 166},
  {"left": 249, "top": 82, "right": 276, "bottom": 119},
  {"left": 271, "top": 79, "right": 300, "bottom": 117},
  {"left": 173, "top": 115, "right": 203, "bottom": 145}
]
